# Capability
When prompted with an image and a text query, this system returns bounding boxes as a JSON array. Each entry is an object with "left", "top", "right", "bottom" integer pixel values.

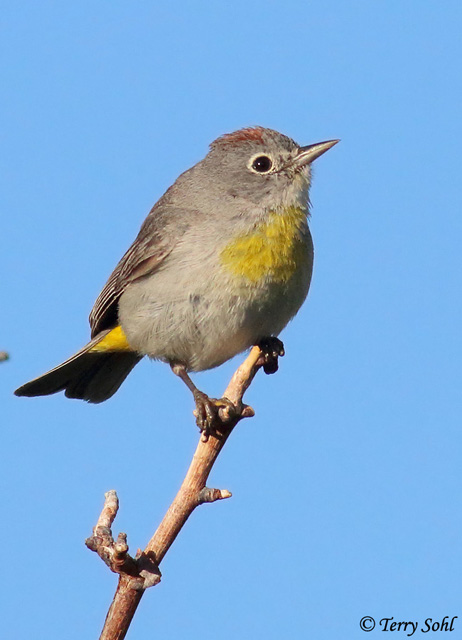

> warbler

[{"left": 15, "top": 127, "right": 338, "bottom": 431}]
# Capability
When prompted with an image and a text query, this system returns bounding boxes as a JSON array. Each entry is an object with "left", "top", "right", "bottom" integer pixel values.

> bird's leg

[
  {"left": 257, "top": 337, "right": 285, "bottom": 374},
  {"left": 170, "top": 363, "right": 237, "bottom": 439}
]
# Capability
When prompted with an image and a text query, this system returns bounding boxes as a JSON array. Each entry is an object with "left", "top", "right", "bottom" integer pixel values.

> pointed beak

[{"left": 294, "top": 139, "right": 339, "bottom": 169}]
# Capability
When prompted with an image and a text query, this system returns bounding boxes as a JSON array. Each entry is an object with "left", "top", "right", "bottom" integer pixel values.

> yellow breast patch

[
  {"left": 220, "top": 206, "right": 308, "bottom": 283},
  {"left": 90, "top": 325, "right": 132, "bottom": 352}
]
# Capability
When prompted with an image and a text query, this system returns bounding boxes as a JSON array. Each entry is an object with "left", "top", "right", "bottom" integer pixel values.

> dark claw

[
  {"left": 257, "top": 337, "right": 285, "bottom": 374},
  {"left": 193, "top": 392, "right": 238, "bottom": 440},
  {"left": 193, "top": 390, "right": 215, "bottom": 438}
]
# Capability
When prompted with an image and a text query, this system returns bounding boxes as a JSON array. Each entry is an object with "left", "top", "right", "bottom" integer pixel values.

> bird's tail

[{"left": 14, "top": 327, "right": 142, "bottom": 404}]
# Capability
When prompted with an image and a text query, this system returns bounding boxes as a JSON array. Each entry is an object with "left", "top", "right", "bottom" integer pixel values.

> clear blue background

[{"left": 2, "top": 2, "right": 461, "bottom": 638}]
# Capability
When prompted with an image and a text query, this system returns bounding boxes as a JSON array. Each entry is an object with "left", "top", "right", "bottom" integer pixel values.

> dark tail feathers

[{"left": 15, "top": 338, "right": 142, "bottom": 404}]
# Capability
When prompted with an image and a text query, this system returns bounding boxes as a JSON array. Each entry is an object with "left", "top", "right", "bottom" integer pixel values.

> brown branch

[
  {"left": 85, "top": 491, "right": 161, "bottom": 590},
  {"left": 88, "top": 345, "right": 275, "bottom": 640}
]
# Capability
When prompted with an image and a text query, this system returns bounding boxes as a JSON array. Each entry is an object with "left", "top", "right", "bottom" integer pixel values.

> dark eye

[{"left": 251, "top": 155, "right": 273, "bottom": 173}]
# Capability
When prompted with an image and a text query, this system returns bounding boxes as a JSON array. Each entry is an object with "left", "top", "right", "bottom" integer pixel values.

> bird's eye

[{"left": 250, "top": 155, "right": 273, "bottom": 173}]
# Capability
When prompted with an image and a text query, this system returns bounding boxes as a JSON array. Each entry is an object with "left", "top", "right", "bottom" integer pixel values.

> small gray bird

[{"left": 15, "top": 127, "right": 338, "bottom": 431}]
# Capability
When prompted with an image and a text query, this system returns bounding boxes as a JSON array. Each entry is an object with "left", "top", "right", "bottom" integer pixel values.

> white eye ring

[{"left": 248, "top": 153, "right": 274, "bottom": 174}]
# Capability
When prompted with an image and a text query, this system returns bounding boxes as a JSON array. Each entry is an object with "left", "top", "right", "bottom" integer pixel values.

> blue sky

[{"left": 2, "top": 2, "right": 462, "bottom": 638}]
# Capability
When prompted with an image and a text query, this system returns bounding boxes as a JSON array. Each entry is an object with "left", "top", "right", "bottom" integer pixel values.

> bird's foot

[
  {"left": 193, "top": 391, "right": 238, "bottom": 441},
  {"left": 257, "top": 337, "right": 285, "bottom": 374}
]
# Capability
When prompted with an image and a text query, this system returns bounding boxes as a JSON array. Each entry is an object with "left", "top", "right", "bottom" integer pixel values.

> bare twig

[
  {"left": 85, "top": 491, "right": 161, "bottom": 590},
  {"left": 89, "top": 345, "right": 277, "bottom": 640}
]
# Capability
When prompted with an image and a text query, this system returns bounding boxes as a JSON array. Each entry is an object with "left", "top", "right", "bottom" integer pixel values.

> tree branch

[{"left": 87, "top": 345, "right": 275, "bottom": 640}]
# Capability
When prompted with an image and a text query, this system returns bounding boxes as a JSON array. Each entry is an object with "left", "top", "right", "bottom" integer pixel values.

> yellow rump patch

[
  {"left": 220, "top": 206, "right": 307, "bottom": 283},
  {"left": 90, "top": 326, "right": 133, "bottom": 352}
]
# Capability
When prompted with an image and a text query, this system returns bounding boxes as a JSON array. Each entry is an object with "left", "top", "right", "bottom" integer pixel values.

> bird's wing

[{"left": 89, "top": 207, "right": 189, "bottom": 337}]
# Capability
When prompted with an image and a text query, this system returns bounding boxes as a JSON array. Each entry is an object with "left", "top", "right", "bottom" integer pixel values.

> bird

[{"left": 15, "top": 126, "right": 338, "bottom": 433}]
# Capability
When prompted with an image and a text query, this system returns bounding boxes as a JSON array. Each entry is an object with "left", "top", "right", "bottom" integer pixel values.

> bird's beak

[{"left": 294, "top": 139, "right": 339, "bottom": 169}]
